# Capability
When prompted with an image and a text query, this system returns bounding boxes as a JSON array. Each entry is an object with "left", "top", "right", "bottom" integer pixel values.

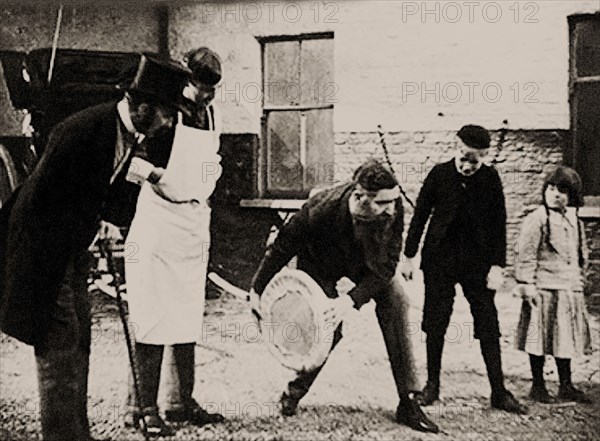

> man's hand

[
  {"left": 126, "top": 157, "right": 155, "bottom": 186},
  {"left": 486, "top": 265, "right": 504, "bottom": 291},
  {"left": 514, "top": 284, "right": 538, "bottom": 308},
  {"left": 97, "top": 221, "right": 123, "bottom": 242},
  {"left": 148, "top": 166, "right": 165, "bottom": 185},
  {"left": 400, "top": 257, "right": 415, "bottom": 281},
  {"left": 150, "top": 168, "right": 176, "bottom": 202},
  {"left": 323, "top": 295, "right": 354, "bottom": 325}
]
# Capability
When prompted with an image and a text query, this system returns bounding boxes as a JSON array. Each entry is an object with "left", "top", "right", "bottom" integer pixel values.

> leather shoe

[
  {"left": 417, "top": 382, "right": 440, "bottom": 406},
  {"left": 396, "top": 394, "right": 439, "bottom": 433},
  {"left": 528, "top": 384, "right": 556, "bottom": 404},
  {"left": 164, "top": 400, "right": 225, "bottom": 426},
  {"left": 558, "top": 385, "right": 593, "bottom": 404},
  {"left": 280, "top": 392, "right": 299, "bottom": 417},
  {"left": 124, "top": 410, "right": 142, "bottom": 428},
  {"left": 132, "top": 411, "right": 176, "bottom": 438},
  {"left": 491, "top": 390, "right": 528, "bottom": 414}
]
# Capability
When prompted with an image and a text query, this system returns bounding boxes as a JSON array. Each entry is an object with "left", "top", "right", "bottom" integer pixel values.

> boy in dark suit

[
  {"left": 0, "top": 54, "right": 191, "bottom": 441},
  {"left": 401, "top": 125, "right": 527, "bottom": 415}
]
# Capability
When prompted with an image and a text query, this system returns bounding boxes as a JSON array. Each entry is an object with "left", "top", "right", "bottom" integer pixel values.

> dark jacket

[
  {"left": 0, "top": 102, "right": 122, "bottom": 345},
  {"left": 404, "top": 159, "right": 506, "bottom": 273},
  {"left": 252, "top": 183, "right": 404, "bottom": 308}
]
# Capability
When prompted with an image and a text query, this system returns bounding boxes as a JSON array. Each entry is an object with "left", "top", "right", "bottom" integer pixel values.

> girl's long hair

[{"left": 542, "top": 166, "right": 584, "bottom": 267}]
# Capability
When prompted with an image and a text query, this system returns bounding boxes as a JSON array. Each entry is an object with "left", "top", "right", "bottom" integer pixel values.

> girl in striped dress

[{"left": 514, "top": 166, "right": 592, "bottom": 404}]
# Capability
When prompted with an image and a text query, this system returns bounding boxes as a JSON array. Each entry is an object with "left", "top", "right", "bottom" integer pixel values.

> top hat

[
  {"left": 124, "top": 53, "right": 192, "bottom": 112},
  {"left": 185, "top": 47, "right": 222, "bottom": 86}
]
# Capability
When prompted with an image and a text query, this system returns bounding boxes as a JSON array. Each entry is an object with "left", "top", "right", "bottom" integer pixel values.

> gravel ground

[{"left": 1, "top": 274, "right": 599, "bottom": 441}]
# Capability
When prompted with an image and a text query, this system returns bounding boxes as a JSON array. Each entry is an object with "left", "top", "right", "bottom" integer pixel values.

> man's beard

[
  {"left": 353, "top": 214, "right": 394, "bottom": 240},
  {"left": 352, "top": 214, "right": 396, "bottom": 273}
]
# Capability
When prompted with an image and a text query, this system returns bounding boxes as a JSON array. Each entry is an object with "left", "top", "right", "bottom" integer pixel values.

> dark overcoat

[{"left": 0, "top": 102, "right": 121, "bottom": 345}]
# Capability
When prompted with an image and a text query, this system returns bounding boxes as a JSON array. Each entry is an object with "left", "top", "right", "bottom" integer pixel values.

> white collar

[{"left": 117, "top": 98, "right": 143, "bottom": 142}]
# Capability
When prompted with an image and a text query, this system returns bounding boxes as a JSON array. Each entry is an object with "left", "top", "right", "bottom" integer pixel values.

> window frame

[
  {"left": 568, "top": 14, "right": 600, "bottom": 200},
  {"left": 256, "top": 32, "right": 334, "bottom": 199}
]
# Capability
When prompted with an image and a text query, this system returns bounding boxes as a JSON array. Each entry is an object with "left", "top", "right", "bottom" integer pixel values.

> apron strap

[{"left": 207, "top": 105, "right": 214, "bottom": 131}]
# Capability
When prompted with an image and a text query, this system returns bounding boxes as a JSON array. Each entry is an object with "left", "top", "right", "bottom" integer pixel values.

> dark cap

[
  {"left": 185, "top": 47, "right": 222, "bottom": 86},
  {"left": 124, "top": 53, "right": 192, "bottom": 112},
  {"left": 457, "top": 124, "right": 491, "bottom": 150}
]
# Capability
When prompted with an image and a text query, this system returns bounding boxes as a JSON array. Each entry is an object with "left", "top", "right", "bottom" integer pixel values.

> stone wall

[
  {"left": 333, "top": 128, "right": 599, "bottom": 298},
  {"left": 334, "top": 129, "right": 566, "bottom": 267}
]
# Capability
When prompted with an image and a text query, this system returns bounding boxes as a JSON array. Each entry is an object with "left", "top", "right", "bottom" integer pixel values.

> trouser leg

[
  {"left": 425, "top": 333, "right": 446, "bottom": 388},
  {"left": 461, "top": 274, "right": 505, "bottom": 395},
  {"left": 285, "top": 325, "right": 343, "bottom": 402},
  {"left": 37, "top": 349, "right": 79, "bottom": 441},
  {"left": 74, "top": 350, "right": 91, "bottom": 437},
  {"left": 480, "top": 337, "right": 506, "bottom": 395},
  {"left": 165, "top": 343, "right": 196, "bottom": 412},
  {"left": 35, "top": 250, "right": 92, "bottom": 441},
  {"left": 421, "top": 271, "right": 456, "bottom": 389},
  {"left": 283, "top": 269, "right": 341, "bottom": 403},
  {"left": 374, "top": 277, "right": 420, "bottom": 397},
  {"left": 133, "top": 343, "right": 165, "bottom": 414}
]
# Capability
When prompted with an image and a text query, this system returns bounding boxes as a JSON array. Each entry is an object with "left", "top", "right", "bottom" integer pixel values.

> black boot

[
  {"left": 491, "top": 390, "right": 529, "bottom": 415},
  {"left": 481, "top": 338, "right": 528, "bottom": 414},
  {"left": 418, "top": 333, "right": 444, "bottom": 405},
  {"left": 163, "top": 344, "right": 225, "bottom": 426},
  {"left": 396, "top": 393, "right": 439, "bottom": 433},
  {"left": 132, "top": 343, "right": 175, "bottom": 437},
  {"left": 280, "top": 392, "right": 300, "bottom": 417},
  {"left": 418, "top": 382, "right": 440, "bottom": 406},
  {"left": 165, "top": 399, "right": 225, "bottom": 426},
  {"left": 528, "top": 355, "right": 555, "bottom": 403},
  {"left": 556, "top": 358, "right": 592, "bottom": 404}
]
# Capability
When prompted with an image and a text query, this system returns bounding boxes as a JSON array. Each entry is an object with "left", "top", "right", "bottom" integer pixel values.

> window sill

[
  {"left": 240, "top": 199, "right": 306, "bottom": 211},
  {"left": 579, "top": 197, "right": 600, "bottom": 219}
]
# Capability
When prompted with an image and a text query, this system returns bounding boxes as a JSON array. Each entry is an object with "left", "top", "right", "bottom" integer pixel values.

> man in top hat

[
  {"left": 401, "top": 125, "right": 528, "bottom": 414},
  {"left": 122, "top": 47, "right": 225, "bottom": 437},
  {"left": 0, "top": 54, "right": 191, "bottom": 441}
]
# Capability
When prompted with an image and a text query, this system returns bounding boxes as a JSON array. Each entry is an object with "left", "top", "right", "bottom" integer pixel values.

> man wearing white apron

[{"left": 125, "top": 48, "right": 224, "bottom": 436}]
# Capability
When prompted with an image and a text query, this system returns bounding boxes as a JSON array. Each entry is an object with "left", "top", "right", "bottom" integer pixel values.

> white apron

[{"left": 126, "top": 109, "right": 222, "bottom": 344}]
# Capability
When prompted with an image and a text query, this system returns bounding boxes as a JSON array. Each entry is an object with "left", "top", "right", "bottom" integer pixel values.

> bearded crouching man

[
  {"left": 250, "top": 160, "right": 439, "bottom": 433},
  {"left": 401, "top": 124, "right": 528, "bottom": 415}
]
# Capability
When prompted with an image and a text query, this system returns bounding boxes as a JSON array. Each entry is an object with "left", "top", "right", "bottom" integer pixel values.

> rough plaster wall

[
  {"left": 0, "top": 4, "right": 160, "bottom": 135},
  {"left": 169, "top": 0, "right": 599, "bottom": 134}
]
